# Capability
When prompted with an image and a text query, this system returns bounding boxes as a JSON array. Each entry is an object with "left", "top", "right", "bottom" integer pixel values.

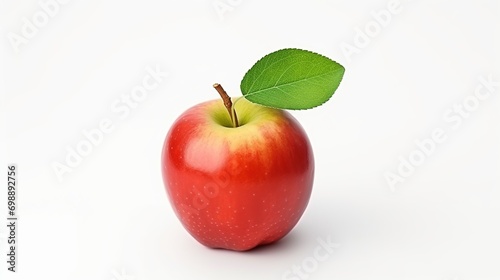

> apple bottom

[{"left": 162, "top": 99, "right": 314, "bottom": 251}]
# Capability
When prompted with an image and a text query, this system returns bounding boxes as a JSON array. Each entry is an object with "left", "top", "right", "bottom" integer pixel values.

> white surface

[{"left": 1, "top": 0, "right": 499, "bottom": 279}]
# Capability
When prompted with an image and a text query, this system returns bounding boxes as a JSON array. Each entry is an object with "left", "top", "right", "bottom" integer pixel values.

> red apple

[{"left": 161, "top": 97, "right": 314, "bottom": 251}]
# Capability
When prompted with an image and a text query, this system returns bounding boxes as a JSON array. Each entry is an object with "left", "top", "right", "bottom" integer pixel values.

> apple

[{"left": 161, "top": 96, "right": 314, "bottom": 251}]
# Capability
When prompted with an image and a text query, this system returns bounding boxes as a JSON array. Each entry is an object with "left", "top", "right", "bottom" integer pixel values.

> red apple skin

[{"left": 161, "top": 98, "right": 314, "bottom": 251}]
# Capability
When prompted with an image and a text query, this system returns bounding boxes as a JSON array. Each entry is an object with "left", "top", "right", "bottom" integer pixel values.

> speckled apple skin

[{"left": 161, "top": 99, "right": 314, "bottom": 251}]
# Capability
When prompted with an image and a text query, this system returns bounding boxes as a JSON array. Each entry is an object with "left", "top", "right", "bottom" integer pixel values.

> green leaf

[{"left": 240, "top": 48, "right": 345, "bottom": 110}]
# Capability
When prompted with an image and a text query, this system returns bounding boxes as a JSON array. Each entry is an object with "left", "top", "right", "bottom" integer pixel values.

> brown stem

[{"left": 213, "top": 83, "right": 239, "bottom": 127}]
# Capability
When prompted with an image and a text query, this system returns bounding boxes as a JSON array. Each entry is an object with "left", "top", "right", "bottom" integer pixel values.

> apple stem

[{"left": 213, "top": 83, "right": 239, "bottom": 127}]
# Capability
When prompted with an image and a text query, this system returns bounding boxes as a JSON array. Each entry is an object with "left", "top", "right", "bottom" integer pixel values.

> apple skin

[{"left": 161, "top": 98, "right": 314, "bottom": 251}]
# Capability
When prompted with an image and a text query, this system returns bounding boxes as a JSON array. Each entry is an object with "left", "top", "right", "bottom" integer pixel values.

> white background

[{"left": 1, "top": 0, "right": 499, "bottom": 279}]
